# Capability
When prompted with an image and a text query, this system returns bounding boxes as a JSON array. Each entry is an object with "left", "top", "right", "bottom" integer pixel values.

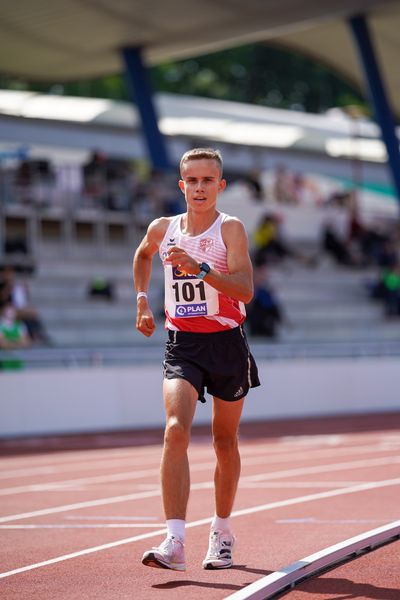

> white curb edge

[{"left": 225, "top": 519, "right": 400, "bottom": 600}]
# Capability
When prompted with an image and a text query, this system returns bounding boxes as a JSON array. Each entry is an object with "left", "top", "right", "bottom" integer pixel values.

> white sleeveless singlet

[{"left": 159, "top": 212, "right": 246, "bottom": 332}]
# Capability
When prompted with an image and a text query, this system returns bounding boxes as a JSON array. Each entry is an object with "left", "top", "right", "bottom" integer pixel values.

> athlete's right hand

[{"left": 136, "top": 303, "right": 156, "bottom": 337}]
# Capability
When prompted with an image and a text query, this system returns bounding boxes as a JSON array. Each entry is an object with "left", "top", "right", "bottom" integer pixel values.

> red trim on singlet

[{"left": 165, "top": 294, "right": 245, "bottom": 332}]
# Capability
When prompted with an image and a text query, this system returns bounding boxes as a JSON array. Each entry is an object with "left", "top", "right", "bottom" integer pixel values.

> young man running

[{"left": 134, "top": 148, "right": 260, "bottom": 571}]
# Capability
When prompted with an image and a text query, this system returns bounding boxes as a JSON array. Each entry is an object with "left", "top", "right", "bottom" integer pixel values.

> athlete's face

[{"left": 179, "top": 159, "right": 226, "bottom": 212}]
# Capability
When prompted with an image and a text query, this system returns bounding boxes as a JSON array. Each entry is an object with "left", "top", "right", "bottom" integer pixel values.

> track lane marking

[
  {"left": 0, "top": 434, "right": 396, "bottom": 478},
  {"left": 1, "top": 442, "right": 399, "bottom": 496},
  {"left": 0, "top": 523, "right": 166, "bottom": 529},
  {"left": 0, "top": 477, "right": 399, "bottom": 579},
  {"left": 1, "top": 455, "right": 400, "bottom": 523}
]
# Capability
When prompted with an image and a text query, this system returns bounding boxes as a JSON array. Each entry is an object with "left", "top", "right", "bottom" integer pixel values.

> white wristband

[{"left": 137, "top": 291, "right": 148, "bottom": 300}]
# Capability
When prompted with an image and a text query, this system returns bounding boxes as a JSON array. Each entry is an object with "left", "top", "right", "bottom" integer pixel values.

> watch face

[{"left": 200, "top": 262, "right": 210, "bottom": 273}]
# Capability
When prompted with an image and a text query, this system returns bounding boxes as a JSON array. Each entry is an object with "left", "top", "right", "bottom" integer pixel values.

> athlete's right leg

[
  {"left": 142, "top": 377, "right": 197, "bottom": 571},
  {"left": 161, "top": 377, "right": 198, "bottom": 520}
]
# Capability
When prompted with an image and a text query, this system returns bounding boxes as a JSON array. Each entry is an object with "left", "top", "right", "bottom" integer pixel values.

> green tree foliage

[{"left": 0, "top": 43, "right": 365, "bottom": 114}]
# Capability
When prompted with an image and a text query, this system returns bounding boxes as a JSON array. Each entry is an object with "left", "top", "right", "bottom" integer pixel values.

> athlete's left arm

[
  {"left": 214, "top": 217, "right": 254, "bottom": 303},
  {"left": 167, "top": 218, "right": 253, "bottom": 303}
]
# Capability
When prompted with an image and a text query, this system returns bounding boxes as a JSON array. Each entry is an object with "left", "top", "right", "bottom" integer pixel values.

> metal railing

[{"left": 2, "top": 339, "right": 400, "bottom": 370}]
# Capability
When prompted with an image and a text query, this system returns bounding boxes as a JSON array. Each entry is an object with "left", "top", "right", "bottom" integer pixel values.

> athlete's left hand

[{"left": 166, "top": 246, "right": 200, "bottom": 276}]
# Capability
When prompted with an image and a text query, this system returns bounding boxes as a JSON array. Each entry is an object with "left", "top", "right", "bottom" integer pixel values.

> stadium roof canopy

[
  {"left": 1, "top": 0, "right": 399, "bottom": 198},
  {"left": 0, "top": 0, "right": 399, "bottom": 113}
]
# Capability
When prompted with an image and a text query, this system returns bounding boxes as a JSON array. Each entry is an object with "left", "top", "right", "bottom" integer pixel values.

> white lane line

[
  {"left": 0, "top": 445, "right": 226, "bottom": 480},
  {"left": 0, "top": 524, "right": 165, "bottom": 529},
  {"left": 0, "top": 477, "right": 399, "bottom": 580},
  {"left": 0, "top": 456, "right": 232, "bottom": 496},
  {"left": 65, "top": 516, "right": 158, "bottom": 521},
  {"left": 225, "top": 519, "right": 400, "bottom": 600},
  {"left": 1, "top": 454, "right": 400, "bottom": 523},
  {"left": 0, "top": 448, "right": 143, "bottom": 469},
  {"left": 242, "top": 455, "right": 400, "bottom": 483},
  {"left": 240, "top": 481, "right": 369, "bottom": 488},
  {"left": 0, "top": 483, "right": 209, "bottom": 524},
  {"left": 0, "top": 442, "right": 264, "bottom": 476},
  {"left": 1, "top": 429, "right": 398, "bottom": 471},
  {"left": 0, "top": 455, "right": 162, "bottom": 481},
  {"left": 0, "top": 467, "right": 162, "bottom": 496},
  {"left": 280, "top": 435, "right": 345, "bottom": 446},
  {"left": 1, "top": 442, "right": 399, "bottom": 496},
  {"left": 0, "top": 443, "right": 327, "bottom": 480},
  {"left": 0, "top": 436, "right": 395, "bottom": 481},
  {"left": 275, "top": 518, "right": 396, "bottom": 524},
  {"left": 0, "top": 434, "right": 333, "bottom": 470}
]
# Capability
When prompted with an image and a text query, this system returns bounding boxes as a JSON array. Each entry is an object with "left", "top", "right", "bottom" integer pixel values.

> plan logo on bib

[
  {"left": 200, "top": 237, "right": 213, "bottom": 253},
  {"left": 176, "top": 304, "right": 207, "bottom": 317}
]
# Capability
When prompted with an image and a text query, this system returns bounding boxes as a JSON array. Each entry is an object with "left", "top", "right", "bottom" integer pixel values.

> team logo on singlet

[{"left": 199, "top": 237, "right": 213, "bottom": 253}]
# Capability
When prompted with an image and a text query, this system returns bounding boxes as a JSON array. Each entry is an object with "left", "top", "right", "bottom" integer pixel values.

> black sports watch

[{"left": 197, "top": 262, "right": 211, "bottom": 280}]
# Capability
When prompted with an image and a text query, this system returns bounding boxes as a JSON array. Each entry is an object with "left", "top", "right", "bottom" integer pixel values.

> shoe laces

[
  {"left": 156, "top": 536, "right": 183, "bottom": 553},
  {"left": 209, "top": 530, "right": 232, "bottom": 556}
]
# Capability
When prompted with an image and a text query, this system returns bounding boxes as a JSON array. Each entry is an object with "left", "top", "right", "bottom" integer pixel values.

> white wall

[{"left": 1, "top": 357, "right": 399, "bottom": 437}]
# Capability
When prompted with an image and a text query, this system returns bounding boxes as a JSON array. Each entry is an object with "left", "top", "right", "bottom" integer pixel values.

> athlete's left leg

[
  {"left": 212, "top": 395, "right": 244, "bottom": 517},
  {"left": 202, "top": 396, "right": 244, "bottom": 569}
]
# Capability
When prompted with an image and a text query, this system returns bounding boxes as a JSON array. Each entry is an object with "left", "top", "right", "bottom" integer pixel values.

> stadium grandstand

[{"left": 1, "top": 89, "right": 399, "bottom": 359}]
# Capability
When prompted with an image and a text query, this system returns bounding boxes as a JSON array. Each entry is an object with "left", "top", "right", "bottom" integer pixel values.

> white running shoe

[
  {"left": 202, "top": 529, "right": 235, "bottom": 569},
  {"left": 142, "top": 536, "right": 186, "bottom": 571}
]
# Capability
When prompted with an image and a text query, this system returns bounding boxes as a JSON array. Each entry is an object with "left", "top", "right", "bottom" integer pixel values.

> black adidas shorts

[{"left": 163, "top": 325, "right": 260, "bottom": 402}]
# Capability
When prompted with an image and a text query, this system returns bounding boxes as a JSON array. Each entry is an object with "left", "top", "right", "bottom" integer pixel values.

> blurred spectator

[
  {"left": 358, "top": 222, "right": 393, "bottom": 267},
  {"left": 272, "top": 164, "right": 293, "bottom": 204},
  {"left": 321, "top": 192, "right": 360, "bottom": 267},
  {"left": 133, "top": 180, "right": 155, "bottom": 231},
  {"left": 0, "top": 266, "right": 50, "bottom": 344},
  {"left": 270, "top": 166, "right": 323, "bottom": 206},
  {"left": 252, "top": 213, "right": 291, "bottom": 264},
  {"left": 0, "top": 304, "right": 30, "bottom": 350},
  {"left": 376, "top": 237, "right": 399, "bottom": 269},
  {"left": 252, "top": 212, "right": 317, "bottom": 267},
  {"left": 247, "top": 257, "right": 284, "bottom": 339},
  {"left": 290, "top": 172, "right": 322, "bottom": 206},
  {"left": 133, "top": 170, "right": 184, "bottom": 229},
  {"left": 381, "top": 263, "right": 400, "bottom": 318},
  {"left": 243, "top": 169, "right": 264, "bottom": 202},
  {"left": 87, "top": 277, "right": 115, "bottom": 301},
  {"left": 14, "top": 159, "right": 55, "bottom": 206},
  {"left": 0, "top": 304, "right": 30, "bottom": 370},
  {"left": 104, "top": 159, "right": 136, "bottom": 211},
  {"left": 347, "top": 190, "right": 364, "bottom": 244},
  {"left": 82, "top": 150, "right": 108, "bottom": 207},
  {"left": 82, "top": 151, "right": 138, "bottom": 211}
]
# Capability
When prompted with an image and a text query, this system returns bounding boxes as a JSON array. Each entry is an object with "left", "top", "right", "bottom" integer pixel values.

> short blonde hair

[{"left": 180, "top": 148, "right": 223, "bottom": 177}]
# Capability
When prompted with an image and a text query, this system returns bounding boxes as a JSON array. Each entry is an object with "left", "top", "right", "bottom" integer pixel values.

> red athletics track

[{"left": 0, "top": 412, "right": 399, "bottom": 600}]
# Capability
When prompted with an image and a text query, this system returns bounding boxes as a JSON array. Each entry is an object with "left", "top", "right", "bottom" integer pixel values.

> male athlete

[{"left": 134, "top": 148, "right": 260, "bottom": 571}]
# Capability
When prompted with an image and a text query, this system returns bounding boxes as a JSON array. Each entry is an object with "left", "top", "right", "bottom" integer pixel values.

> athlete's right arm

[{"left": 133, "top": 217, "right": 169, "bottom": 337}]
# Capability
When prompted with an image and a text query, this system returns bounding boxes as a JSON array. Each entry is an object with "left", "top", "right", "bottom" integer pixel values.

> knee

[
  {"left": 164, "top": 417, "right": 190, "bottom": 450},
  {"left": 213, "top": 434, "right": 238, "bottom": 461}
]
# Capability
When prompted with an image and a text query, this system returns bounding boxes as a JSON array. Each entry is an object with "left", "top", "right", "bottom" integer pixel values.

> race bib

[{"left": 165, "top": 264, "right": 218, "bottom": 318}]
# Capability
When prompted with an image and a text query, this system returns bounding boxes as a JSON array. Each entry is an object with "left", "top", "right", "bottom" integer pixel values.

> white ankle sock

[
  {"left": 166, "top": 519, "right": 185, "bottom": 541},
  {"left": 211, "top": 515, "right": 231, "bottom": 532}
]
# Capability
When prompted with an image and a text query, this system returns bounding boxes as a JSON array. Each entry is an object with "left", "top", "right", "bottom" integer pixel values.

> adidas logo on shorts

[{"left": 234, "top": 386, "right": 243, "bottom": 398}]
